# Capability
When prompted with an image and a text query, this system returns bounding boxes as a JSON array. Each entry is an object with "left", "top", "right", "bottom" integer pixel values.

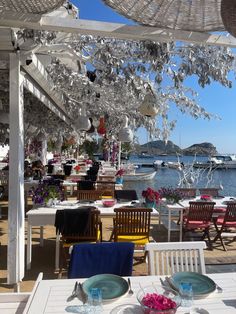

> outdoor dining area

[{"left": 2, "top": 0, "right": 236, "bottom": 313}]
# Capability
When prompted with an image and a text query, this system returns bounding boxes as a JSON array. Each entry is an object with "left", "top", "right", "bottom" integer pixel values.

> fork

[
  {"left": 128, "top": 278, "right": 134, "bottom": 295},
  {"left": 67, "top": 281, "right": 78, "bottom": 302}
]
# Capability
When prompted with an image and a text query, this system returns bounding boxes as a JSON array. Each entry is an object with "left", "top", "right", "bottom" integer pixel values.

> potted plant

[
  {"left": 142, "top": 187, "right": 160, "bottom": 208},
  {"left": 74, "top": 164, "right": 81, "bottom": 174},
  {"left": 115, "top": 168, "right": 125, "bottom": 184},
  {"left": 30, "top": 181, "right": 65, "bottom": 207},
  {"left": 158, "top": 187, "right": 183, "bottom": 204}
]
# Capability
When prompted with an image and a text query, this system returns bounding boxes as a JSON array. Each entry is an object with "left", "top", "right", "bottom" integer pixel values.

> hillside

[{"left": 138, "top": 140, "right": 217, "bottom": 156}]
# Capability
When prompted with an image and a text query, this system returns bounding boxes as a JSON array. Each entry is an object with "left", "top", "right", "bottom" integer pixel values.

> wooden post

[
  {"left": 117, "top": 141, "right": 121, "bottom": 170},
  {"left": 8, "top": 53, "right": 25, "bottom": 288}
]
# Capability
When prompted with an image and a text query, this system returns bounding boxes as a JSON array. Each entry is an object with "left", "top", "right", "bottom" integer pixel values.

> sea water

[{"left": 123, "top": 155, "right": 236, "bottom": 198}]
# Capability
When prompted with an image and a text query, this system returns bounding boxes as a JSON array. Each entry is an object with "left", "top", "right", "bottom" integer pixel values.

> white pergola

[{"left": 0, "top": 3, "right": 236, "bottom": 289}]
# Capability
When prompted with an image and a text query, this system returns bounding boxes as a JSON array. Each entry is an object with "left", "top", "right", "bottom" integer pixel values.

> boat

[
  {"left": 193, "top": 154, "right": 236, "bottom": 169},
  {"left": 138, "top": 152, "right": 154, "bottom": 158},
  {"left": 123, "top": 170, "right": 157, "bottom": 181}
]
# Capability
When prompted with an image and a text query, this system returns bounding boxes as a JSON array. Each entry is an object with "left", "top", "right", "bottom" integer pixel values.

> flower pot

[
  {"left": 116, "top": 177, "right": 124, "bottom": 184},
  {"left": 145, "top": 199, "right": 156, "bottom": 209}
]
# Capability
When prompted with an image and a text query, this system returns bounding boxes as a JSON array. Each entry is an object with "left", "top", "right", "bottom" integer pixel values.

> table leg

[
  {"left": 55, "top": 231, "right": 60, "bottom": 271},
  {"left": 40, "top": 226, "right": 44, "bottom": 247},
  {"left": 168, "top": 209, "right": 171, "bottom": 241},
  {"left": 179, "top": 208, "right": 183, "bottom": 241},
  {"left": 27, "top": 223, "right": 32, "bottom": 270}
]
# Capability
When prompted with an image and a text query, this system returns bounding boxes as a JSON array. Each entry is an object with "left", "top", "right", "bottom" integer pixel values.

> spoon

[{"left": 128, "top": 278, "right": 134, "bottom": 295}]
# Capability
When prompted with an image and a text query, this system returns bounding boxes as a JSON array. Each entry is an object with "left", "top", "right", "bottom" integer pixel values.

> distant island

[{"left": 137, "top": 140, "right": 217, "bottom": 156}]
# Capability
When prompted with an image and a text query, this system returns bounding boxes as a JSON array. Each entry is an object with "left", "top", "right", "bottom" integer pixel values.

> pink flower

[
  {"left": 116, "top": 168, "right": 125, "bottom": 177},
  {"left": 142, "top": 188, "right": 160, "bottom": 203},
  {"left": 142, "top": 293, "right": 177, "bottom": 311}
]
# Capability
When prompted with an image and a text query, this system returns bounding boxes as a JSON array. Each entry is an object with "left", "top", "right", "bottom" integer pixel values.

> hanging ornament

[
  {"left": 139, "top": 93, "right": 159, "bottom": 117},
  {"left": 97, "top": 116, "right": 106, "bottom": 135},
  {"left": 74, "top": 107, "right": 91, "bottom": 131},
  {"left": 118, "top": 116, "right": 133, "bottom": 142},
  {"left": 87, "top": 118, "right": 95, "bottom": 133},
  {"left": 54, "top": 135, "right": 63, "bottom": 153},
  {"left": 92, "top": 117, "right": 100, "bottom": 128}
]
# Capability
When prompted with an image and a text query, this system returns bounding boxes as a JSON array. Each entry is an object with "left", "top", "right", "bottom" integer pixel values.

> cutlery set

[{"left": 67, "top": 281, "right": 88, "bottom": 303}]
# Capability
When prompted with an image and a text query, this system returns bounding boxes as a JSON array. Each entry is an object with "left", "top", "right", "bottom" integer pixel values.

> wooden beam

[
  {"left": 0, "top": 11, "right": 235, "bottom": 47},
  {"left": 21, "top": 54, "right": 72, "bottom": 125}
]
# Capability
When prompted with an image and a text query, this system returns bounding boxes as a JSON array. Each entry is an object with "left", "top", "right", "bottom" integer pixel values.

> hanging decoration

[
  {"left": 118, "top": 116, "right": 133, "bottom": 142},
  {"left": 74, "top": 107, "right": 91, "bottom": 131},
  {"left": 139, "top": 93, "right": 159, "bottom": 117},
  {"left": 87, "top": 118, "right": 95, "bottom": 133},
  {"left": 97, "top": 116, "right": 106, "bottom": 135}
]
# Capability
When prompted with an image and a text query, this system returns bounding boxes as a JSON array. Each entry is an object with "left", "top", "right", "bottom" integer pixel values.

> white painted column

[
  {"left": 41, "top": 139, "right": 47, "bottom": 165},
  {"left": 117, "top": 141, "right": 121, "bottom": 170},
  {"left": 8, "top": 53, "right": 25, "bottom": 288}
]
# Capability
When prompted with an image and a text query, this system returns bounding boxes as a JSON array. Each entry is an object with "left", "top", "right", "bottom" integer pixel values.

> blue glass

[
  {"left": 180, "top": 282, "right": 193, "bottom": 307},
  {"left": 145, "top": 199, "right": 155, "bottom": 209}
]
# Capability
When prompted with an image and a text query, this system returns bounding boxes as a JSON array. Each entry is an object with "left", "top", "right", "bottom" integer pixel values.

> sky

[{"left": 72, "top": 0, "right": 236, "bottom": 154}]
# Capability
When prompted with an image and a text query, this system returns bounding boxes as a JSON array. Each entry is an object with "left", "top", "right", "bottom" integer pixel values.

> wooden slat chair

[
  {"left": 145, "top": 241, "right": 206, "bottom": 276},
  {"left": 198, "top": 188, "right": 220, "bottom": 197},
  {"left": 213, "top": 202, "right": 236, "bottom": 251},
  {"left": 198, "top": 188, "right": 225, "bottom": 214},
  {"left": 77, "top": 189, "right": 114, "bottom": 201},
  {"left": 55, "top": 207, "right": 102, "bottom": 270},
  {"left": 176, "top": 188, "right": 197, "bottom": 198},
  {"left": 183, "top": 201, "right": 215, "bottom": 248},
  {"left": 111, "top": 207, "right": 152, "bottom": 253}
]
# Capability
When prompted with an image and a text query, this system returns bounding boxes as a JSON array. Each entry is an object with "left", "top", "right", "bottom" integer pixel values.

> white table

[
  {"left": 26, "top": 200, "right": 158, "bottom": 270},
  {"left": 160, "top": 197, "right": 233, "bottom": 242},
  {"left": 24, "top": 273, "right": 236, "bottom": 313}
]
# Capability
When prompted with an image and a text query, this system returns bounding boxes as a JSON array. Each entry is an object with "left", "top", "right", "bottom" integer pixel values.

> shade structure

[
  {"left": 103, "top": 0, "right": 225, "bottom": 32},
  {"left": 0, "top": 0, "right": 65, "bottom": 14}
]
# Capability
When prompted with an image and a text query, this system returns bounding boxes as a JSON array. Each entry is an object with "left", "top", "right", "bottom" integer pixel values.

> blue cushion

[{"left": 68, "top": 242, "right": 134, "bottom": 278}]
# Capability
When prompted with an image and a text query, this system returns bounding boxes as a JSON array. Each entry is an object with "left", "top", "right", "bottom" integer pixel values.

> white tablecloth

[{"left": 24, "top": 273, "right": 236, "bottom": 314}]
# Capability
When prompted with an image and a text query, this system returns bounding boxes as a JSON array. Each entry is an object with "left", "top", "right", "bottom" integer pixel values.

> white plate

[{"left": 110, "top": 304, "right": 143, "bottom": 314}]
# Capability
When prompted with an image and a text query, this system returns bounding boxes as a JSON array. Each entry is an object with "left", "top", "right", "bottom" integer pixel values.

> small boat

[
  {"left": 193, "top": 154, "right": 236, "bottom": 169},
  {"left": 123, "top": 170, "right": 157, "bottom": 181}
]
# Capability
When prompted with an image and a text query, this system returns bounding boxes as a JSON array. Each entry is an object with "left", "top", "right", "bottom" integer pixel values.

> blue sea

[{"left": 123, "top": 155, "right": 236, "bottom": 198}]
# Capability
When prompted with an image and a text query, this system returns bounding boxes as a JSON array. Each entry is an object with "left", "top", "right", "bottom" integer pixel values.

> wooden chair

[
  {"left": 145, "top": 241, "right": 206, "bottom": 275},
  {"left": 111, "top": 207, "right": 152, "bottom": 252},
  {"left": 115, "top": 190, "right": 138, "bottom": 201},
  {"left": 68, "top": 242, "right": 134, "bottom": 278},
  {"left": 176, "top": 188, "right": 197, "bottom": 198},
  {"left": 77, "top": 189, "right": 114, "bottom": 200},
  {"left": 183, "top": 201, "right": 215, "bottom": 248},
  {"left": 55, "top": 207, "right": 102, "bottom": 270},
  {"left": 213, "top": 202, "right": 236, "bottom": 251},
  {"left": 198, "top": 188, "right": 220, "bottom": 197}
]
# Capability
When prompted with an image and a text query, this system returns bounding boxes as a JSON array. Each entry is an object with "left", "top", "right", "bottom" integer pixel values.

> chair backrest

[
  {"left": 115, "top": 190, "right": 138, "bottom": 201},
  {"left": 68, "top": 242, "right": 134, "bottom": 278},
  {"left": 77, "top": 189, "right": 114, "bottom": 200},
  {"left": 222, "top": 202, "right": 236, "bottom": 224},
  {"left": 176, "top": 188, "right": 197, "bottom": 198},
  {"left": 55, "top": 207, "right": 100, "bottom": 242},
  {"left": 198, "top": 188, "right": 219, "bottom": 197},
  {"left": 145, "top": 241, "right": 206, "bottom": 276},
  {"left": 113, "top": 207, "right": 152, "bottom": 240},
  {"left": 186, "top": 201, "right": 215, "bottom": 223},
  {"left": 77, "top": 180, "right": 95, "bottom": 190}
]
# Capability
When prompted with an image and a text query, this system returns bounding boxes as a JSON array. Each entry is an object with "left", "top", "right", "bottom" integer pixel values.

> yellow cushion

[
  {"left": 117, "top": 235, "right": 149, "bottom": 245},
  {"left": 101, "top": 196, "right": 113, "bottom": 199}
]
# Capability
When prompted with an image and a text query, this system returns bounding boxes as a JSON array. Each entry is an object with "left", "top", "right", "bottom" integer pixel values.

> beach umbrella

[
  {"left": 103, "top": 0, "right": 224, "bottom": 32},
  {"left": 0, "top": 0, "right": 65, "bottom": 14}
]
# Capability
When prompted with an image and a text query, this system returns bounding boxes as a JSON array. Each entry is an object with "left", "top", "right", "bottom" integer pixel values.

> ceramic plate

[
  {"left": 171, "top": 272, "right": 216, "bottom": 298},
  {"left": 110, "top": 304, "right": 143, "bottom": 314},
  {"left": 82, "top": 274, "right": 128, "bottom": 301}
]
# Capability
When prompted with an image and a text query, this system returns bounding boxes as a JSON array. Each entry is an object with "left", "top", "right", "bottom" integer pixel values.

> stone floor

[{"left": 1, "top": 198, "right": 236, "bottom": 293}]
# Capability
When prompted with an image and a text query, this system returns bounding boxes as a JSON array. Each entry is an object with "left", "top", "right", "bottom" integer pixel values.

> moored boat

[{"left": 123, "top": 170, "right": 157, "bottom": 181}]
